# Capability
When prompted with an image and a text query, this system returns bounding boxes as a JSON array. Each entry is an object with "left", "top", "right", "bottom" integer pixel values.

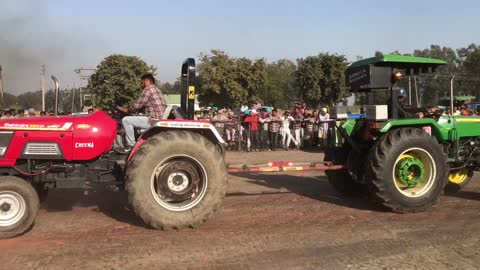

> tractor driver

[
  {"left": 397, "top": 89, "right": 425, "bottom": 118},
  {"left": 116, "top": 74, "right": 166, "bottom": 152},
  {"left": 397, "top": 89, "right": 442, "bottom": 119}
]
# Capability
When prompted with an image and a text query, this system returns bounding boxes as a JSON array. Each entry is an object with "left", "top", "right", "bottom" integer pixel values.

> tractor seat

[{"left": 160, "top": 105, "right": 187, "bottom": 121}]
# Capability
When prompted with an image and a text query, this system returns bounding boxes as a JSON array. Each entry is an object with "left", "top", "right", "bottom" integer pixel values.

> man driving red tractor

[{"left": 116, "top": 74, "right": 166, "bottom": 152}]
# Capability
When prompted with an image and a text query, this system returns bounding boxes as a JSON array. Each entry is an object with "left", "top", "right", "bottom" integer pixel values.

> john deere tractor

[{"left": 325, "top": 55, "right": 479, "bottom": 212}]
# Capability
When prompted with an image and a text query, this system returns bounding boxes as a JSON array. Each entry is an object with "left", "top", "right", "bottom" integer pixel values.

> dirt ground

[{"left": 1, "top": 150, "right": 480, "bottom": 270}]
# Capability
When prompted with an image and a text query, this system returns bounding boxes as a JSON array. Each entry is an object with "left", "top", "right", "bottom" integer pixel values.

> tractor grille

[{"left": 24, "top": 143, "right": 61, "bottom": 156}]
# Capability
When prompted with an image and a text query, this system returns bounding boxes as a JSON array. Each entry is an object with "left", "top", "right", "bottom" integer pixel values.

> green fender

[{"left": 379, "top": 117, "right": 452, "bottom": 141}]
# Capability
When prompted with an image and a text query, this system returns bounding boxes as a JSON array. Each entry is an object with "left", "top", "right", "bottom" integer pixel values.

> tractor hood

[
  {"left": 0, "top": 111, "right": 117, "bottom": 162},
  {"left": 0, "top": 115, "right": 75, "bottom": 131}
]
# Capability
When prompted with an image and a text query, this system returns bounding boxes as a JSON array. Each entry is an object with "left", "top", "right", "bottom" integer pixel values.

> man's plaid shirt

[
  {"left": 132, "top": 85, "right": 166, "bottom": 119},
  {"left": 268, "top": 116, "right": 281, "bottom": 133}
]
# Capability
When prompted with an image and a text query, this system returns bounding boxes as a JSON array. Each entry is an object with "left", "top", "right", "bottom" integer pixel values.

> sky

[{"left": 1, "top": 0, "right": 479, "bottom": 94}]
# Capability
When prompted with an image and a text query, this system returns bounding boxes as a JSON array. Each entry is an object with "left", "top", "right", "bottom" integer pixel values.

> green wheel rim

[{"left": 395, "top": 156, "right": 425, "bottom": 187}]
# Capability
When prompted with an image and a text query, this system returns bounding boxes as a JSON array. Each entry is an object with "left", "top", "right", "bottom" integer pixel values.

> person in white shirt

[
  {"left": 280, "top": 111, "right": 298, "bottom": 150},
  {"left": 318, "top": 107, "right": 330, "bottom": 147},
  {"left": 452, "top": 106, "right": 461, "bottom": 116}
]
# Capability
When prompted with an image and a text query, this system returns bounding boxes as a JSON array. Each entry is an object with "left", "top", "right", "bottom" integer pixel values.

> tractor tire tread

[
  {"left": 126, "top": 131, "right": 227, "bottom": 230},
  {"left": 366, "top": 127, "right": 448, "bottom": 213}
]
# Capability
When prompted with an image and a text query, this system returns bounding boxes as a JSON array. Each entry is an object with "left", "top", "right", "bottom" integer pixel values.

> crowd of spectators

[
  {"left": 451, "top": 103, "right": 480, "bottom": 116},
  {"left": 0, "top": 108, "right": 48, "bottom": 118},
  {"left": 204, "top": 101, "right": 333, "bottom": 152},
  {"left": 0, "top": 108, "right": 95, "bottom": 118}
]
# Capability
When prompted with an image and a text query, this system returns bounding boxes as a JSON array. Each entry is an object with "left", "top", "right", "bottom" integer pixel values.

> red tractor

[{"left": 0, "top": 59, "right": 228, "bottom": 238}]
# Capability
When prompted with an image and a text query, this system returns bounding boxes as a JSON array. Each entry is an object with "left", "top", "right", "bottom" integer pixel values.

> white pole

[
  {"left": 41, "top": 65, "right": 46, "bottom": 111},
  {"left": 450, "top": 75, "right": 455, "bottom": 115}
]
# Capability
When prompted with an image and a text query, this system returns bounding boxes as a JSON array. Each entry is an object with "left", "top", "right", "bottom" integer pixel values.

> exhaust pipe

[
  {"left": 51, "top": 76, "right": 60, "bottom": 116},
  {"left": 450, "top": 75, "right": 455, "bottom": 115}
]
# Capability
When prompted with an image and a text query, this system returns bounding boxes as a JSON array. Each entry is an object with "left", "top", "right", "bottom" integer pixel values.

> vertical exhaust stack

[
  {"left": 51, "top": 76, "right": 59, "bottom": 115},
  {"left": 450, "top": 75, "right": 455, "bottom": 115},
  {"left": 0, "top": 65, "right": 4, "bottom": 108},
  {"left": 181, "top": 58, "right": 196, "bottom": 120}
]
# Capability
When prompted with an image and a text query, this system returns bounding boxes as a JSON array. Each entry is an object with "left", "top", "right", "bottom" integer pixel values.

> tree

[
  {"left": 413, "top": 45, "right": 459, "bottom": 105},
  {"left": 3, "top": 92, "right": 17, "bottom": 109},
  {"left": 160, "top": 78, "right": 181, "bottom": 94},
  {"left": 197, "top": 50, "right": 267, "bottom": 108},
  {"left": 457, "top": 44, "right": 480, "bottom": 97},
  {"left": 296, "top": 53, "right": 349, "bottom": 107},
  {"left": 88, "top": 54, "right": 156, "bottom": 111},
  {"left": 263, "top": 59, "right": 297, "bottom": 109},
  {"left": 57, "top": 88, "right": 82, "bottom": 113},
  {"left": 457, "top": 43, "right": 480, "bottom": 73},
  {"left": 16, "top": 91, "right": 42, "bottom": 110}
]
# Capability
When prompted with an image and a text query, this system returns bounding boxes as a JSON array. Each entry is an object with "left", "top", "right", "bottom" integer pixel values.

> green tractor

[{"left": 326, "top": 54, "right": 479, "bottom": 212}]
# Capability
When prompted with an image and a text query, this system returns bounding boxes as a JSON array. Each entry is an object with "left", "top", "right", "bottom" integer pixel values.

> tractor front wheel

[
  {"left": 126, "top": 131, "right": 227, "bottom": 230},
  {"left": 366, "top": 128, "right": 447, "bottom": 212},
  {"left": 0, "top": 176, "right": 39, "bottom": 239},
  {"left": 445, "top": 168, "right": 474, "bottom": 192}
]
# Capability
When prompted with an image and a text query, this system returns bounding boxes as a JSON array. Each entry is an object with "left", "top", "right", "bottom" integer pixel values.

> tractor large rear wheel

[
  {"left": 366, "top": 128, "right": 447, "bottom": 212},
  {"left": 324, "top": 147, "right": 366, "bottom": 196},
  {"left": 0, "top": 176, "right": 39, "bottom": 239},
  {"left": 126, "top": 131, "right": 227, "bottom": 230}
]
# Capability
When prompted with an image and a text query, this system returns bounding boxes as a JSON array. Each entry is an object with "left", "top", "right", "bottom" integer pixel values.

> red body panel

[{"left": 0, "top": 111, "right": 117, "bottom": 165}]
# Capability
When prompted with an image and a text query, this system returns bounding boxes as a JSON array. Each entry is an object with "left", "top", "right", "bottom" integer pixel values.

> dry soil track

[{"left": 1, "top": 151, "right": 480, "bottom": 270}]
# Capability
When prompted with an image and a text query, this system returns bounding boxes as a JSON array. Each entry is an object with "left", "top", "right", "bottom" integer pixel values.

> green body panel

[
  {"left": 339, "top": 119, "right": 357, "bottom": 136},
  {"left": 380, "top": 116, "right": 480, "bottom": 140},
  {"left": 380, "top": 117, "right": 452, "bottom": 141},
  {"left": 350, "top": 55, "right": 447, "bottom": 68},
  {"left": 451, "top": 116, "right": 480, "bottom": 138}
]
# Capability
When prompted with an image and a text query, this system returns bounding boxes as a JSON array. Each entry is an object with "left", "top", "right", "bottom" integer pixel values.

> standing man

[
  {"left": 252, "top": 99, "right": 262, "bottom": 110},
  {"left": 245, "top": 109, "right": 260, "bottom": 152},
  {"left": 117, "top": 74, "right": 166, "bottom": 151},
  {"left": 292, "top": 108, "right": 303, "bottom": 150},
  {"left": 211, "top": 109, "right": 227, "bottom": 139},
  {"left": 280, "top": 111, "right": 298, "bottom": 151},
  {"left": 318, "top": 107, "right": 330, "bottom": 148},
  {"left": 258, "top": 108, "right": 270, "bottom": 151},
  {"left": 268, "top": 109, "right": 281, "bottom": 151}
]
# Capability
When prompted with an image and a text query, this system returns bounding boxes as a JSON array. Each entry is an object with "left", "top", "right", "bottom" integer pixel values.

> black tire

[
  {"left": 366, "top": 128, "right": 448, "bottom": 213},
  {"left": 34, "top": 184, "right": 49, "bottom": 203},
  {"left": 324, "top": 147, "right": 366, "bottom": 196},
  {"left": 126, "top": 131, "right": 228, "bottom": 230},
  {"left": 445, "top": 168, "right": 474, "bottom": 192},
  {"left": 0, "top": 176, "right": 40, "bottom": 239}
]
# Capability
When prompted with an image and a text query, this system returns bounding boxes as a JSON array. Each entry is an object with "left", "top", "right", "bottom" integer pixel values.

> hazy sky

[{"left": 1, "top": 0, "right": 479, "bottom": 94}]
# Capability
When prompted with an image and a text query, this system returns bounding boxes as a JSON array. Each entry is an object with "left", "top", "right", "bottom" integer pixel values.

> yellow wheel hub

[{"left": 448, "top": 168, "right": 469, "bottom": 184}]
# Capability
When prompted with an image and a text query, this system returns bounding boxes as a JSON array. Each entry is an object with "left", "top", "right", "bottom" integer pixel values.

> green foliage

[
  {"left": 13, "top": 89, "right": 81, "bottom": 113},
  {"left": 197, "top": 50, "right": 267, "bottom": 108},
  {"left": 458, "top": 43, "right": 480, "bottom": 74},
  {"left": 15, "top": 91, "right": 42, "bottom": 110},
  {"left": 160, "top": 78, "right": 181, "bottom": 94},
  {"left": 2, "top": 92, "right": 17, "bottom": 108},
  {"left": 263, "top": 59, "right": 297, "bottom": 109},
  {"left": 457, "top": 44, "right": 480, "bottom": 97},
  {"left": 88, "top": 54, "right": 156, "bottom": 111},
  {"left": 295, "top": 53, "right": 349, "bottom": 107},
  {"left": 413, "top": 45, "right": 459, "bottom": 105}
]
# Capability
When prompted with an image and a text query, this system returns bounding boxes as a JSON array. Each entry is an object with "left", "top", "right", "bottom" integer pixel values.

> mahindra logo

[{"left": 75, "top": 142, "right": 94, "bottom": 148}]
